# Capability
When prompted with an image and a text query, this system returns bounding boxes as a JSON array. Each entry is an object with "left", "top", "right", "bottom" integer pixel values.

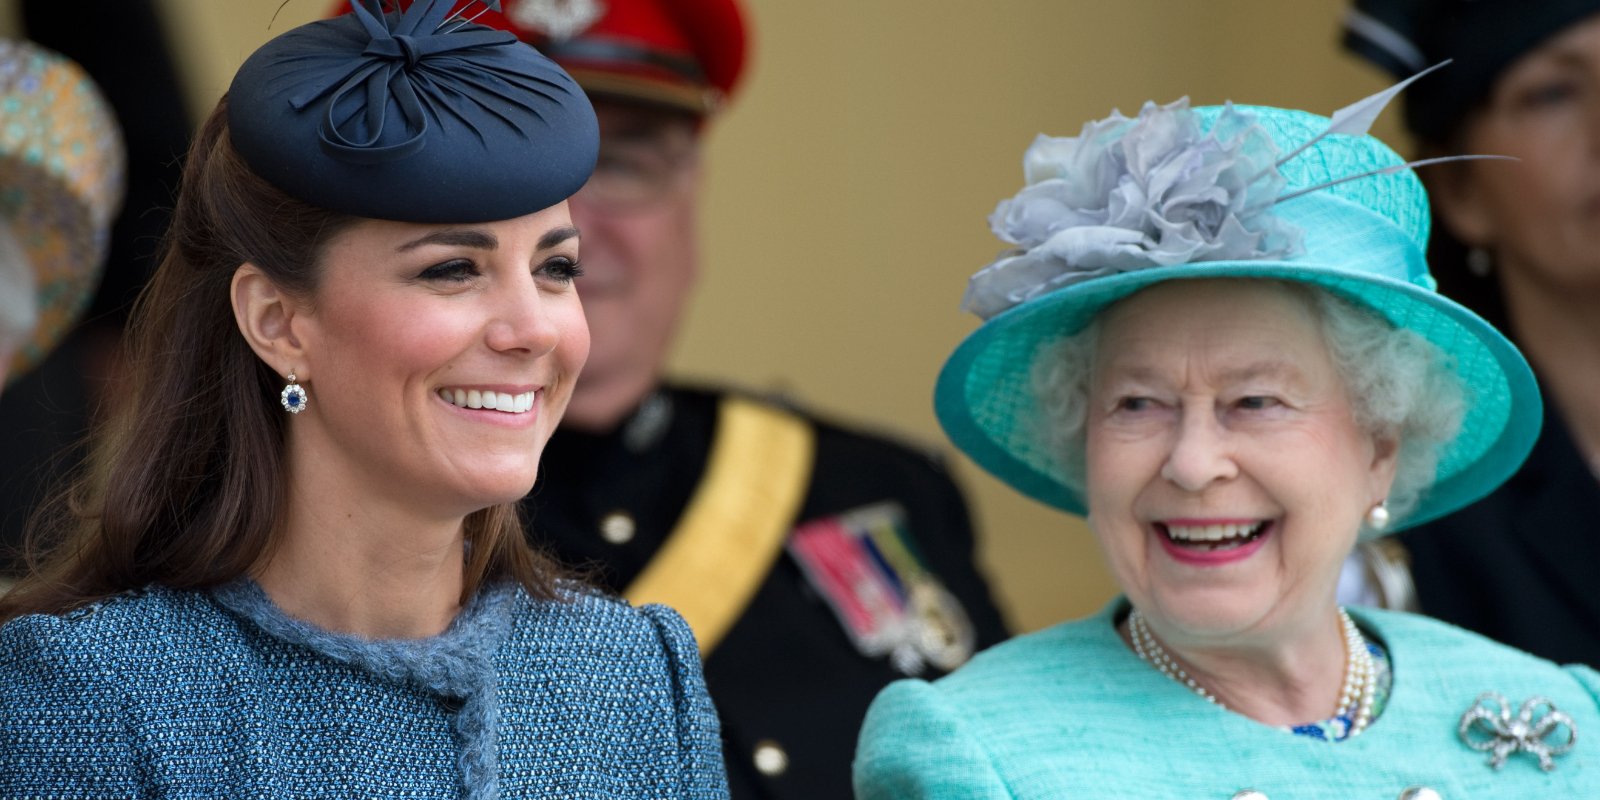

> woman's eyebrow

[
  {"left": 396, "top": 229, "right": 498, "bottom": 252},
  {"left": 1546, "top": 49, "right": 1596, "bottom": 70},
  {"left": 538, "top": 225, "right": 580, "bottom": 251}
]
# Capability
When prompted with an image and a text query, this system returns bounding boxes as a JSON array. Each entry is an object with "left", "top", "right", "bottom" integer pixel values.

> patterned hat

[
  {"left": 471, "top": 0, "right": 749, "bottom": 115},
  {"left": 934, "top": 83, "right": 1540, "bottom": 532},
  {"left": 233, "top": 0, "right": 598, "bottom": 223},
  {"left": 0, "top": 40, "right": 125, "bottom": 384}
]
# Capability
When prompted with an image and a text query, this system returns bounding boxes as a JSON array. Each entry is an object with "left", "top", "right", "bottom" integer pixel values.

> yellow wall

[{"left": 159, "top": 0, "right": 1406, "bottom": 633}]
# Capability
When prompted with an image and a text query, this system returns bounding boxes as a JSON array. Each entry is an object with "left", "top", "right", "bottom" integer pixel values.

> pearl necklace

[
  {"left": 1335, "top": 607, "right": 1377, "bottom": 736},
  {"left": 1128, "top": 608, "right": 1224, "bottom": 707},
  {"left": 1127, "top": 608, "right": 1377, "bottom": 737}
]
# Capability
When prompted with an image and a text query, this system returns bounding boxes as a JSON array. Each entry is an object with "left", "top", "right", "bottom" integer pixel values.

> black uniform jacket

[
  {"left": 1400, "top": 393, "right": 1600, "bottom": 668},
  {"left": 523, "top": 384, "right": 1010, "bottom": 799}
]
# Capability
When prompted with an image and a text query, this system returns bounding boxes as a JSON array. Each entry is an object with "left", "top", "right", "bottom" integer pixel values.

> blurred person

[
  {"left": 1, "top": 0, "right": 191, "bottom": 571},
  {"left": 0, "top": 2, "right": 725, "bottom": 794},
  {"left": 467, "top": 1, "right": 1010, "bottom": 795},
  {"left": 855, "top": 85, "right": 1598, "bottom": 798},
  {"left": 1341, "top": 0, "right": 1600, "bottom": 666},
  {"left": 0, "top": 39, "right": 123, "bottom": 392}
]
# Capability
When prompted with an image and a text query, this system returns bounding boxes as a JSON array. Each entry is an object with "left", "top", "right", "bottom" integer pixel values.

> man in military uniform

[{"left": 470, "top": 0, "right": 1010, "bottom": 796}]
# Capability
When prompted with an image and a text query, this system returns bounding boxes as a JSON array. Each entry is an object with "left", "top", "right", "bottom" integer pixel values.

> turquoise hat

[{"left": 934, "top": 95, "right": 1540, "bottom": 531}]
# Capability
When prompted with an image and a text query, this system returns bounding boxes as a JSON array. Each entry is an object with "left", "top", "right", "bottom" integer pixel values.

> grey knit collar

[{"left": 211, "top": 579, "right": 518, "bottom": 799}]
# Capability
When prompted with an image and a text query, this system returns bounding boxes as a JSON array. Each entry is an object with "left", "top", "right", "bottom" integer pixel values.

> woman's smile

[
  {"left": 437, "top": 385, "right": 543, "bottom": 422},
  {"left": 1154, "top": 518, "right": 1273, "bottom": 567}
]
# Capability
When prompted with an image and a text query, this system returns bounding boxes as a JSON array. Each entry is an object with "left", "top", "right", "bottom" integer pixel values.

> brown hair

[{"left": 1, "top": 97, "right": 560, "bottom": 623}]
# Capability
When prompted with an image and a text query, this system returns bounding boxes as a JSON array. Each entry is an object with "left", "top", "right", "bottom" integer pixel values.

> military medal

[{"left": 788, "top": 502, "right": 976, "bottom": 675}]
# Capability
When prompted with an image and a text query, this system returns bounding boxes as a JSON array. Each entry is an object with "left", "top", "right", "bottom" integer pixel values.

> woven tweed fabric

[
  {"left": 0, "top": 581, "right": 728, "bottom": 798},
  {"left": 854, "top": 601, "right": 1600, "bottom": 798}
]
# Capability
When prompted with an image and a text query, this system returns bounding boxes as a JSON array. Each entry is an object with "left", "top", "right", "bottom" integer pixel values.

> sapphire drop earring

[{"left": 280, "top": 371, "right": 307, "bottom": 414}]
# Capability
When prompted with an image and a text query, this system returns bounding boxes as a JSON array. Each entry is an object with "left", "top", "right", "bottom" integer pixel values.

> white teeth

[
  {"left": 439, "top": 388, "right": 537, "bottom": 414},
  {"left": 1167, "top": 522, "right": 1259, "bottom": 541}
]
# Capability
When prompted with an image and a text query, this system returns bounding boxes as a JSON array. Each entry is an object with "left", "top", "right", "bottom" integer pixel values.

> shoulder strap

[{"left": 624, "top": 395, "right": 816, "bottom": 657}]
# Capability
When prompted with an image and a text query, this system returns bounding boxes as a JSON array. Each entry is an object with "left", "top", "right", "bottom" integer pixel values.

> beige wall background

[{"left": 133, "top": 0, "right": 1406, "bottom": 632}]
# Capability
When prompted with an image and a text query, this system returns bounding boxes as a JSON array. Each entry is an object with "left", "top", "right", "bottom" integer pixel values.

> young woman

[{"left": 0, "top": 3, "right": 727, "bottom": 797}]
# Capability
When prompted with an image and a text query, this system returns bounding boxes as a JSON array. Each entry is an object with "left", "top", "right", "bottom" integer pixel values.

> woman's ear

[
  {"left": 1429, "top": 160, "right": 1498, "bottom": 249},
  {"left": 231, "top": 263, "right": 309, "bottom": 379},
  {"left": 1368, "top": 431, "right": 1402, "bottom": 502}
]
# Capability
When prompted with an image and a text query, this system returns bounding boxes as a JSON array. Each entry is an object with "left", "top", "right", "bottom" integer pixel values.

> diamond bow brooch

[{"left": 1457, "top": 692, "right": 1577, "bottom": 771}]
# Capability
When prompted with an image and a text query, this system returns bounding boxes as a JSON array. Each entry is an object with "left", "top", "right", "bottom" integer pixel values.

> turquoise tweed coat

[
  {"left": 0, "top": 581, "right": 728, "bottom": 798},
  {"left": 855, "top": 601, "right": 1600, "bottom": 798}
]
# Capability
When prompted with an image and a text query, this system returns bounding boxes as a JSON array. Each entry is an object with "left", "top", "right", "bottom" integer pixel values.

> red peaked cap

[
  {"left": 472, "top": 0, "right": 748, "bottom": 115},
  {"left": 325, "top": 2, "right": 749, "bottom": 115}
]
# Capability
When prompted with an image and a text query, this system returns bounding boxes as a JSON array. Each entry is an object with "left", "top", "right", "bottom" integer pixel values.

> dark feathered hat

[{"left": 1343, "top": 0, "right": 1600, "bottom": 140}]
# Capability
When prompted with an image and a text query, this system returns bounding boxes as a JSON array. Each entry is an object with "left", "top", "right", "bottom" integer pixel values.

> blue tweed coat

[
  {"left": 855, "top": 601, "right": 1600, "bottom": 798},
  {"left": 0, "top": 580, "right": 728, "bottom": 798}
]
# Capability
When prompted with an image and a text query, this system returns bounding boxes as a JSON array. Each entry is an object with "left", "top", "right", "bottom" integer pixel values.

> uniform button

[
  {"left": 1231, "top": 791, "right": 1268, "bottom": 800},
  {"left": 752, "top": 740, "right": 788, "bottom": 777},
  {"left": 599, "top": 511, "right": 636, "bottom": 545},
  {"left": 1397, "top": 788, "right": 1441, "bottom": 800}
]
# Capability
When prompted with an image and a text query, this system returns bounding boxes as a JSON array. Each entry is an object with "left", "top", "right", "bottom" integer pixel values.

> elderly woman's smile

[
  {"left": 1084, "top": 279, "right": 1399, "bottom": 640},
  {"left": 1156, "top": 519, "right": 1269, "bottom": 559}
]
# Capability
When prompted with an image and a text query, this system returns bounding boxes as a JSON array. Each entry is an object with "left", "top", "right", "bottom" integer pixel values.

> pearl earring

[
  {"left": 1365, "top": 501, "right": 1390, "bottom": 533},
  {"left": 280, "top": 371, "right": 307, "bottom": 414},
  {"left": 1466, "top": 247, "right": 1493, "bottom": 278}
]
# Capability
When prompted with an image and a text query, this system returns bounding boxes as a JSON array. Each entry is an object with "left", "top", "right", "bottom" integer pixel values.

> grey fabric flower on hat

[{"left": 963, "top": 100, "right": 1303, "bottom": 319}]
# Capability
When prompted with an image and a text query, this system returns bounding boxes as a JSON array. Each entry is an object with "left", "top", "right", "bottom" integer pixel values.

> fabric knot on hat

[
  {"left": 376, "top": 33, "right": 425, "bottom": 68},
  {"left": 284, "top": 1, "right": 526, "bottom": 165}
]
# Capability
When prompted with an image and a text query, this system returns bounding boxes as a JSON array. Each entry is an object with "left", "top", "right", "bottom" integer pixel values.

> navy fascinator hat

[{"left": 229, "top": 0, "right": 598, "bottom": 223}]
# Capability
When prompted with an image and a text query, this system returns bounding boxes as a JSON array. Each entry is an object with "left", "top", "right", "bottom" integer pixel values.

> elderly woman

[
  {"left": 1339, "top": 0, "right": 1600, "bottom": 668},
  {"left": 853, "top": 88, "right": 1600, "bottom": 796},
  {"left": 0, "top": 2, "right": 725, "bottom": 796}
]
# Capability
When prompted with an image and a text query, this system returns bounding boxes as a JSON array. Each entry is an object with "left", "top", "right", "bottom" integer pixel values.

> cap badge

[{"left": 509, "top": 0, "right": 607, "bottom": 42}]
